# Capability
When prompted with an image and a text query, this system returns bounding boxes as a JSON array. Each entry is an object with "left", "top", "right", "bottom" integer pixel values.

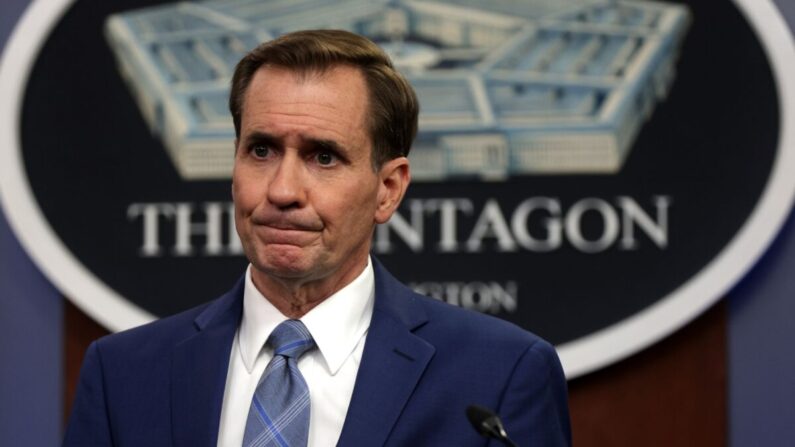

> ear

[
  {"left": 375, "top": 157, "right": 411, "bottom": 224},
  {"left": 231, "top": 138, "right": 239, "bottom": 200}
]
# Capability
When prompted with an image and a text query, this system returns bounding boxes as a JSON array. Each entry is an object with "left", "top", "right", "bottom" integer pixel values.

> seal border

[{"left": 1, "top": 0, "right": 793, "bottom": 378}]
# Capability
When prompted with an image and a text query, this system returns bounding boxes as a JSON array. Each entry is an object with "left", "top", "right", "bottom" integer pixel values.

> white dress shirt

[{"left": 216, "top": 259, "right": 374, "bottom": 447}]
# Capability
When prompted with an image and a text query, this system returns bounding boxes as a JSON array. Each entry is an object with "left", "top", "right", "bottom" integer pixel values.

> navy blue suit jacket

[{"left": 64, "top": 260, "right": 571, "bottom": 446}]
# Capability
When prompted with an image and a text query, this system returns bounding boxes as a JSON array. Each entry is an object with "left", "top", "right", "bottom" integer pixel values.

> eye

[
  {"left": 251, "top": 144, "right": 270, "bottom": 159},
  {"left": 315, "top": 151, "right": 336, "bottom": 166}
]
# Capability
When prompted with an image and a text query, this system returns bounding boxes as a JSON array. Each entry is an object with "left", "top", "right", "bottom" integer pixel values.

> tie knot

[{"left": 268, "top": 320, "right": 315, "bottom": 359}]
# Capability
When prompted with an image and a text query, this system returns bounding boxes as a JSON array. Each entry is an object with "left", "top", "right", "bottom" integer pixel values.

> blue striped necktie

[{"left": 243, "top": 319, "right": 315, "bottom": 447}]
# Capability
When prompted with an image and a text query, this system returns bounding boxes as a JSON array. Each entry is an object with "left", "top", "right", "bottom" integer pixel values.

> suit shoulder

[
  {"left": 406, "top": 291, "right": 564, "bottom": 400},
  {"left": 373, "top": 260, "right": 541, "bottom": 346},
  {"left": 92, "top": 299, "right": 216, "bottom": 360},
  {"left": 413, "top": 291, "right": 546, "bottom": 349},
  {"left": 93, "top": 278, "right": 243, "bottom": 356}
]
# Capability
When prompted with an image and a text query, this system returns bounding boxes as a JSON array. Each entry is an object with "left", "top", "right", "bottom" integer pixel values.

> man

[{"left": 64, "top": 30, "right": 571, "bottom": 446}]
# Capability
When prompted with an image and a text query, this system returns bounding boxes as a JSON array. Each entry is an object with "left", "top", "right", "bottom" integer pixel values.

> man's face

[{"left": 233, "top": 65, "right": 405, "bottom": 292}]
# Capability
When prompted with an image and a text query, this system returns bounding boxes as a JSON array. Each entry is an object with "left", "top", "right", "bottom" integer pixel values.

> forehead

[{"left": 241, "top": 65, "right": 371, "bottom": 141}]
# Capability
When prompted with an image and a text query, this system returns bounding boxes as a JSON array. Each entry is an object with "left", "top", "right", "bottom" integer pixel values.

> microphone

[{"left": 466, "top": 405, "right": 518, "bottom": 447}]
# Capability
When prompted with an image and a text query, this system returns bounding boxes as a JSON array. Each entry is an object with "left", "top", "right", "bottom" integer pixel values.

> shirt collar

[{"left": 240, "top": 258, "right": 375, "bottom": 375}]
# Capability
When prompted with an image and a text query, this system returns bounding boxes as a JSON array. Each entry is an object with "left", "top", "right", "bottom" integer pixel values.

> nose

[{"left": 267, "top": 152, "right": 305, "bottom": 209}]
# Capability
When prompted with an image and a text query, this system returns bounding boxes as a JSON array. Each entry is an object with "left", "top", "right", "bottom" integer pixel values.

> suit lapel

[
  {"left": 337, "top": 260, "right": 435, "bottom": 446},
  {"left": 171, "top": 279, "right": 243, "bottom": 447}
]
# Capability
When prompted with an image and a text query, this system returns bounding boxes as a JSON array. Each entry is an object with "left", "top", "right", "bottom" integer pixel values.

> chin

[
  {"left": 252, "top": 251, "right": 316, "bottom": 280},
  {"left": 261, "top": 263, "right": 312, "bottom": 280}
]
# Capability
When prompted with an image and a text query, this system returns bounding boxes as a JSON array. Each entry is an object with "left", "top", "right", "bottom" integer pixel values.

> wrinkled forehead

[
  {"left": 240, "top": 65, "right": 373, "bottom": 150},
  {"left": 245, "top": 64, "right": 376, "bottom": 150},
  {"left": 248, "top": 63, "right": 370, "bottom": 109},
  {"left": 245, "top": 64, "right": 369, "bottom": 112}
]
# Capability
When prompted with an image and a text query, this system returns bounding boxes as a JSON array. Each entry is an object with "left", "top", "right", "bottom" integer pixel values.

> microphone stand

[{"left": 466, "top": 405, "right": 519, "bottom": 447}]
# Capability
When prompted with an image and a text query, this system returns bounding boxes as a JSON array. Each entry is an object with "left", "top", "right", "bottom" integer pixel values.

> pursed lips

[{"left": 251, "top": 218, "right": 323, "bottom": 245}]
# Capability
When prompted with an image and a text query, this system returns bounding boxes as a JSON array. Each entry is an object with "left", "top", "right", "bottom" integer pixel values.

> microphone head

[{"left": 466, "top": 405, "right": 507, "bottom": 439}]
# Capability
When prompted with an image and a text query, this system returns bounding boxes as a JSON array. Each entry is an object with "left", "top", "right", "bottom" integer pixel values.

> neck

[{"left": 250, "top": 259, "right": 369, "bottom": 319}]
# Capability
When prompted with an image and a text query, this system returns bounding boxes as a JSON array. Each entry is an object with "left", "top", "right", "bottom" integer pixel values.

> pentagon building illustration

[{"left": 105, "top": 0, "right": 690, "bottom": 181}]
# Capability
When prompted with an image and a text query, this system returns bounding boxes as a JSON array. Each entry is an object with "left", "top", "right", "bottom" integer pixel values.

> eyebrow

[
  {"left": 310, "top": 138, "right": 344, "bottom": 154},
  {"left": 242, "top": 131, "right": 279, "bottom": 147},
  {"left": 242, "top": 130, "right": 348, "bottom": 156}
]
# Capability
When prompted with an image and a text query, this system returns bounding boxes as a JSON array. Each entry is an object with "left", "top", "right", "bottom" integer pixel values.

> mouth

[
  {"left": 253, "top": 223, "right": 321, "bottom": 245},
  {"left": 251, "top": 214, "right": 323, "bottom": 231},
  {"left": 263, "top": 222, "right": 317, "bottom": 231}
]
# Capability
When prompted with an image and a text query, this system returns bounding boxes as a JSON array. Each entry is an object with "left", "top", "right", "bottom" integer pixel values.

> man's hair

[{"left": 229, "top": 29, "right": 419, "bottom": 167}]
